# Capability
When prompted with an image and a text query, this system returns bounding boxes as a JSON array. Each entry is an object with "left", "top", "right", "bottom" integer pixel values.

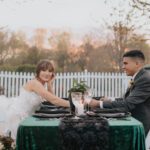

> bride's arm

[
  {"left": 30, "top": 80, "right": 69, "bottom": 107},
  {"left": 47, "top": 73, "right": 55, "bottom": 94}
]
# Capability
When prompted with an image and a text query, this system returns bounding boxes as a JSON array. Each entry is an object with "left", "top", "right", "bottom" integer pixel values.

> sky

[
  {"left": 0, "top": 0, "right": 111, "bottom": 31},
  {"left": 1, "top": 0, "right": 148, "bottom": 40}
]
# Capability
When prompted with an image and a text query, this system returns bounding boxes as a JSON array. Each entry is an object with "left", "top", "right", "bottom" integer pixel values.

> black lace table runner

[{"left": 59, "top": 117, "right": 109, "bottom": 150}]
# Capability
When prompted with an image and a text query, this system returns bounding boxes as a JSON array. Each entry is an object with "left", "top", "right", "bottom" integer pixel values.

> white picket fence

[{"left": 0, "top": 70, "right": 129, "bottom": 98}]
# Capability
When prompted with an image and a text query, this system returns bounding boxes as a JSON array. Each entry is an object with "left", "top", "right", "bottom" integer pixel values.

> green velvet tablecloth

[{"left": 16, "top": 116, "right": 145, "bottom": 150}]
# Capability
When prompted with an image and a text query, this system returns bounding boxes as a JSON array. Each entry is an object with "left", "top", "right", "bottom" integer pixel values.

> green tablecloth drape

[{"left": 16, "top": 117, "right": 145, "bottom": 150}]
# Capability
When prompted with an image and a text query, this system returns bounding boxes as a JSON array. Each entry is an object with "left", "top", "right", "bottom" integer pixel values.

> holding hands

[
  {"left": 100, "top": 97, "right": 113, "bottom": 102},
  {"left": 89, "top": 96, "right": 114, "bottom": 108}
]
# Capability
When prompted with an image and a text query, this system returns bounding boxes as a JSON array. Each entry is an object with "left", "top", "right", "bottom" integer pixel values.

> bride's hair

[{"left": 35, "top": 59, "right": 55, "bottom": 77}]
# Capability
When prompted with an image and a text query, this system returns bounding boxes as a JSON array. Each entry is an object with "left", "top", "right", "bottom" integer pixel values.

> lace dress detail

[{"left": 0, "top": 88, "right": 44, "bottom": 139}]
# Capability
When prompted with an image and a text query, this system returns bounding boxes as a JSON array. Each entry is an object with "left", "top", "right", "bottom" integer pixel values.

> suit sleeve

[{"left": 103, "top": 75, "right": 150, "bottom": 111}]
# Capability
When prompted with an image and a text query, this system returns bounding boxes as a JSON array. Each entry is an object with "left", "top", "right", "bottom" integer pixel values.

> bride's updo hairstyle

[{"left": 36, "top": 59, "right": 55, "bottom": 78}]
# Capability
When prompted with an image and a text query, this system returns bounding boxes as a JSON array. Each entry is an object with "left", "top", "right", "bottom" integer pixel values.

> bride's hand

[
  {"left": 47, "top": 73, "right": 55, "bottom": 94},
  {"left": 48, "top": 73, "right": 55, "bottom": 85}
]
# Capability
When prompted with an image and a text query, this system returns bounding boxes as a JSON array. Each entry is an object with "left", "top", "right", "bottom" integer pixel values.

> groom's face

[{"left": 122, "top": 57, "right": 139, "bottom": 76}]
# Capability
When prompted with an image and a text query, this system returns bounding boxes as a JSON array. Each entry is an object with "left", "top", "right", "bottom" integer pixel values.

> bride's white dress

[{"left": 0, "top": 88, "right": 44, "bottom": 139}]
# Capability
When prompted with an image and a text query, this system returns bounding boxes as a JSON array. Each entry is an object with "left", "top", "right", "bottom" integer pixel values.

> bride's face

[{"left": 38, "top": 70, "right": 53, "bottom": 83}]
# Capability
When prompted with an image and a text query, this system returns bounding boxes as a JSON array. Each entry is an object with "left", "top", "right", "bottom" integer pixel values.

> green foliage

[
  {"left": 0, "top": 65, "right": 16, "bottom": 71},
  {"left": 24, "top": 46, "right": 40, "bottom": 65},
  {"left": 15, "top": 64, "right": 35, "bottom": 72},
  {"left": 68, "top": 79, "right": 89, "bottom": 93}
]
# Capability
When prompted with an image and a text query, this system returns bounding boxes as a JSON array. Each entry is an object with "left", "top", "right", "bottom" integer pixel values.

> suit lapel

[
  {"left": 124, "top": 87, "right": 131, "bottom": 98},
  {"left": 124, "top": 68, "right": 145, "bottom": 99}
]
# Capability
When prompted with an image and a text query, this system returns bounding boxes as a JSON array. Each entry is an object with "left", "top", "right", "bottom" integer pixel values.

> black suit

[{"left": 103, "top": 68, "right": 150, "bottom": 135}]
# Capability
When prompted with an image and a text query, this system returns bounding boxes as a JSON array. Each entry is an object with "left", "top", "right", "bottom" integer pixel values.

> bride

[{"left": 0, "top": 59, "right": 69, "bottom": 139}]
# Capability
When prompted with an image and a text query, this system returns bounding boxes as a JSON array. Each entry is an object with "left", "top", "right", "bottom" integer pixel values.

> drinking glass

[
  {"left": 84, "top": 89, "right": 93, "bottom": 113},
  {"left": 71, "top": 92, "right": 84, "bottom": 116}
]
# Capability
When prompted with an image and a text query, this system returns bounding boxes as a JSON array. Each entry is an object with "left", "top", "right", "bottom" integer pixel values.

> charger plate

[
  {"left": 87, "top": 111, "right": 131, "bottom": 118},
  {"left": 32, "top": 113, "right": 72, "bottom": 118},
  {"left": 35, "top": 108, "right": 70, "bottom": 114}
]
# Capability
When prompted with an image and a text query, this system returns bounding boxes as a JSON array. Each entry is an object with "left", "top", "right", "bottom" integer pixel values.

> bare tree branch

[{"left": 131, "top": 0, "right": 150, "bottom": 11}]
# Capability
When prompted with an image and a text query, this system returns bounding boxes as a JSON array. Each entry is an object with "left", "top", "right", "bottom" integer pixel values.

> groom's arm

[{"left": 90, "top": 98, "right": 112, "bottom": 108}]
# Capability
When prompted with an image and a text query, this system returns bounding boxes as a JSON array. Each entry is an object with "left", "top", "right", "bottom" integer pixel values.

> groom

[{"left": 91, "top": 50, "right": 150, "bottom": 135}]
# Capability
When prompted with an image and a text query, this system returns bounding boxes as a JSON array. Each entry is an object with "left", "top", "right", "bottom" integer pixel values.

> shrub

[
  {"left": 15, "top": 64, "right": 36, "bottom": 72},
  {"left": 0, "top": 65, "right": 16, "bottom": 71}
]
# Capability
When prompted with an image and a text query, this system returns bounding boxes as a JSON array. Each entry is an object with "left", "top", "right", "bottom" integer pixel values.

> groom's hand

[
  {"left": 100, "top": 97, "right": 112, "bottom": 102},
  {"left": 89, "top": 99, "right": 100, "bottom": 108}
]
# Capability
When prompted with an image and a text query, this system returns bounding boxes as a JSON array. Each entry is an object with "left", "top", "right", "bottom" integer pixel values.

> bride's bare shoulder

[
  {"left": 29, "top": 78, "right": 39, "bottom": 84},
  {"left": 23, "top": 79, "right": 40, "bottom": 91}
]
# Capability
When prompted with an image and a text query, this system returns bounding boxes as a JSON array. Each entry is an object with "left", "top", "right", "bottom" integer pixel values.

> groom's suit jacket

[{"left": 103, "top": 68, "right": 150, "bottom": 135}]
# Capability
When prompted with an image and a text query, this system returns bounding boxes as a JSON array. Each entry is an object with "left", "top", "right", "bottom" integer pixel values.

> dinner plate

[
  {"left": 40, "top": 104, "right": 58, "bottom": 109},
  {"left": 32, "top": 113, "right": 72, "bottom": 118},
  {"left": 93, "top": 108, "right": 127, "bottom": 113},
  {"left": 35, "top": 108, "right": 70, "bottom": 114},
  {"left": 87, "top": 111, "right": 131, "bottom": 118}
]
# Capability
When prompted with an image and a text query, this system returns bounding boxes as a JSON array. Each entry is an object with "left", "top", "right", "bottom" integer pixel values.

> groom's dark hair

[{"left": 123, "top": 50, "right": 145, "bottom": 62}]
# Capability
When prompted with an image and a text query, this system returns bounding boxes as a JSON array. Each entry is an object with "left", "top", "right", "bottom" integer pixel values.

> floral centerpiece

[
  {"left": 68, "top": 80, "right": 89, "bottom": 114},
  {"left": 0, "top": 135, "right": 15, "bottom": 150}
]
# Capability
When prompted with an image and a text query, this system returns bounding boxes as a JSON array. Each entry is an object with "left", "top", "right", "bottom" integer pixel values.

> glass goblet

[
  {"left": 84, "top": 89, "right": 93, "bottom": 113},
  {"left": 71, "top": 92, "right": 84, "bottom": 117}
]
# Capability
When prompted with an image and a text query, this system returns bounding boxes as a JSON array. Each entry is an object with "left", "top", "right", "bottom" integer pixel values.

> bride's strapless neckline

[{"left": 20, "top": 87, "right": 37, "bottom": 94}]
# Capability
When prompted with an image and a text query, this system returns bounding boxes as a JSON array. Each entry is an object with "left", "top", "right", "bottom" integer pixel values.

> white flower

[
  {"left": 0, "top": 142, "right": 4, "bottom": 150},
  {"left": 128, "top": 79, "right": 134, "bottom": 88},
  {"left": 11, "top": 141, "right": 16, "bottom": 149}
]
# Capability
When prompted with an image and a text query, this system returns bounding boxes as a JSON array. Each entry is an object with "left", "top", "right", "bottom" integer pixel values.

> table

[{"left": 16, "top": 116, "right": 146, "bottom": 150}]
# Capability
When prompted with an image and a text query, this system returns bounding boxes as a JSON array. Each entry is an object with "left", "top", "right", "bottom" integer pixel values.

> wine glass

[
  {"left": 84, "top": 89, "right": 93, "bottom": 113},
  {"left": 71, "top": 92, "right": 84, "bottom": 117}
]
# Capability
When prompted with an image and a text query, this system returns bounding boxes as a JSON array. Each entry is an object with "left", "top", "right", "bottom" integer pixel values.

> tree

[
  {"left": 86, "top": 45, "right": 116, "bottom": 72},
  {"left": 23, "top": 46, "right": 40, "bottom": 64},
  {"left": 77, "top": 36, "right": 95, "bottom": 71},
  {"left": 48, "top": 31, "right": 72, "bottom": 72},
  {"left": 127, "top": 34, "right": 150, "bottom": 64},
  {"left": 32, "top": 28, "right": 47, "bottom": 49},
  {"left": 0, "top": 30, "right": 9, "bottom": 65},
  {"left": 131, "top": 0, "right": 150, "bottom": 12},
  {"left": 108, "top": 24, "right": 135, "bottom": 71},
  {"left": 3, "top": 31, "right": 29, "bottom": 66},
  {"left": 8, "top": 31, "right": 28, "bottom": 56},
  {"left": 48, "top": 31, "right": 71, "bottom": 51},
  {"left": 104, "top": 1, "right": 143, "bottom": 72}
]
